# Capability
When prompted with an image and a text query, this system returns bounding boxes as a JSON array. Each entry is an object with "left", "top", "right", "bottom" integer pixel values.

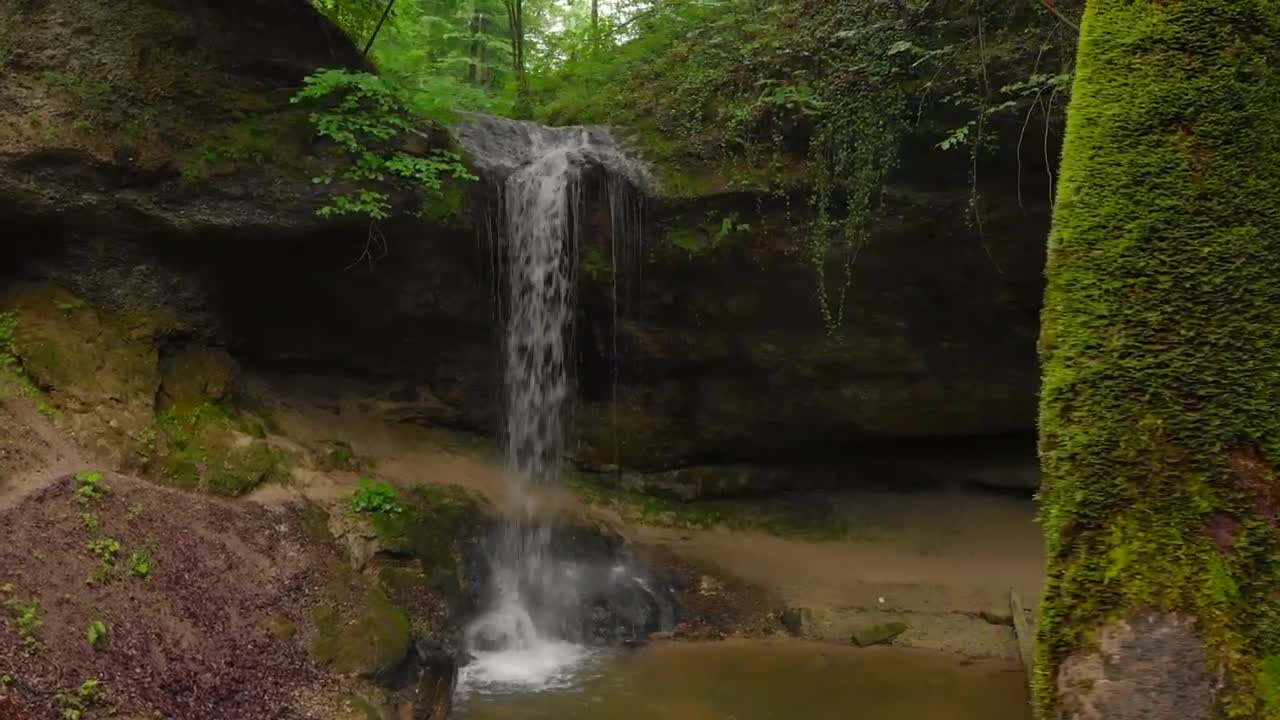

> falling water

[{"left": 453, "top": 116, "right": 652, "bottom": 693}]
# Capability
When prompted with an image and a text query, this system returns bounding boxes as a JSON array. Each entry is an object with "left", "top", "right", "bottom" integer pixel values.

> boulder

[{"left": 312, "top": 590, "right": 413, "bottom": 680}]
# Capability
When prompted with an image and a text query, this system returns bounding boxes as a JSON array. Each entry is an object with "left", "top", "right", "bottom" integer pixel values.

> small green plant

[
  {"left": 4, "top": 594, "right": 42, "bottom": 650},
  {"left": 31, "top": 551, "right": 45, "bottom": 562},
  {"left": 348, "top": 478, "right": 403, "bottom": 516},
  {"left": 58, "top": 678, "right": 102, "bottom": 720},
  {"left": 79, "top": 512, "right": 99, "bottom": 530},
  {"left": 180, "top": 112, "right": 276, "bottom": 182},
  {"left": 86, "top": 538, "right": 121, "bottom": 562},
  {"left": 127, "top": 549, "right": 153, "bottom": 579},
  {"left": 13, "top": 603, "right": 40, "bottom": 638},
  {"left": 126, "top": 503, "right": 144, "bottom": 521},
  {"left": 86, "top": 619, "right": 108, "bottom": 649},
  {"left": 75, "top": 471, "right": 108, "bottom": 501},
  {"left": 0, "top": 672, "right": 13, "bottom": 688},
  {"left": 85, "top": 538, "right": 123, "bottom": 585}
]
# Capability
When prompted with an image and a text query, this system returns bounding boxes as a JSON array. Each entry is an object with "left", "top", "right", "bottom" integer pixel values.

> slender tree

[
  {"left": 501, "top": 0, "right": 529, "bottom": 107},
  {"left": 1037, "top": 1, "right": 1280, "bottom": 718}
]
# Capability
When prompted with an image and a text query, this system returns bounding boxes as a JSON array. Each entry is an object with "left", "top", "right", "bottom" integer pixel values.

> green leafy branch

[{"left": 291, "top": 69, "right": 476, "bottom": 222}]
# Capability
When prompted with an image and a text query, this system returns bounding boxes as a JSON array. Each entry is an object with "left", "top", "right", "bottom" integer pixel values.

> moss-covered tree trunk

[{"left": 1038, "top": 1, "right": 1280, "bottom": 718}]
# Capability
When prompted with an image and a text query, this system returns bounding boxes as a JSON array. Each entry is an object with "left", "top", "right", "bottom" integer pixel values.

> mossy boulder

[
  {"left": 155, "top": 401, "right": 288, "bottom": 496},
  {"left": 312, "top": 590, "right": 413, "bottom": 679}
]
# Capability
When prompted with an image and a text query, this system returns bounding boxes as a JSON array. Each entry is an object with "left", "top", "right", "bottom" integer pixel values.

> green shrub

[
  {"left": 74, "top": 471, "right": 108, "bottom": 502},
  {"left": 127, "top": 549, "right": 153, "bottom": 579},
  {"left": 349, "top": 479, "right": 403, "bottom": 516}
]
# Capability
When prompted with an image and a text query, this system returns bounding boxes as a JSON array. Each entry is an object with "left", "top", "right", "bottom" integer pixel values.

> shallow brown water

[{"left": 455, "top": 639, "right": 1031, "bottom": 720}]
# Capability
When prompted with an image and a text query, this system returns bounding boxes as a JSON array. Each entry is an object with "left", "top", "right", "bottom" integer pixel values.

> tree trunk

[
  {"left": 504, "top": 0, "right": 528, "bottom": 113},
  {"left": 1037, "top": 1, "right": 1280, "bottom": 719},
  {"left": 591, "top": 0, "right": 600, "bottom": 49},
  {"left": 467, "top": 8, "right": 481, "bottom": 85},
  {"left": 362, "top": 0, "right": 395, "bottom": 56}
]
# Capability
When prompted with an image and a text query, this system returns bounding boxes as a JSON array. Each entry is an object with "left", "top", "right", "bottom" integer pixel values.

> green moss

[
  {"left": 156, "top": 401, "right": 290, "bottom": 496},
  {"left": 311, "top": 590, "right": 412, "bottom": 678},
  {"left": 178, "top": 112, "right": 289, "bottom": 183},
  {"left": 1036, "top": 1, "right": 1280, "bottom": 716},
  {"left": 362, "top": 483, "right": 486, "bottom": 604},
  {"left": 851, "top": 622, "right": 908, "bottom": 647},
  {"left": 318, "top": 440, "right": 374, "bottom": 473},
  {"left": 571, "top": 475, "right": 854, "bottom": 540}
]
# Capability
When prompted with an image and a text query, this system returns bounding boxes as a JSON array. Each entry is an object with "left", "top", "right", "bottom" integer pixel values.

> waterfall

[{"left": 453, "top": 116, "right": 652, "bottom": 692}]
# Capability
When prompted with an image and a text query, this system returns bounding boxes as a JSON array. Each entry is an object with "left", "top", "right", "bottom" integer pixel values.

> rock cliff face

[
  {"left": 0, "top": 0, "right": 363, "bottom": 237},
  {"left": 571, "top": 177, "right": 1047, "bottom": 472},
  {"left": 0, "top": 0, "right": 1048, "bottom": 492}
]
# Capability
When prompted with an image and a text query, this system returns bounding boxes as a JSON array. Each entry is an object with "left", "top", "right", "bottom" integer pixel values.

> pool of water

[{"left": 454, "top": 639, "right": 1031, "bottom": 720}]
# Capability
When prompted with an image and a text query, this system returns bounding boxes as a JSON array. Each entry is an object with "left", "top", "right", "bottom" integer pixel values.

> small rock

[{"left": 851, "top": 622, "right": 908, "bottom": 647}]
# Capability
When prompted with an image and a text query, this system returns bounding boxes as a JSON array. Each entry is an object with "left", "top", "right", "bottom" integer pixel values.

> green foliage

[
  {"left": 86, "top": 620, "right": 108, "bottom": 649},
  {"left": 667, "top": 212, "right": 751, "bottom": 259},
  {"left": 572, "top": 477, "right": 854, "bottom": 540},
  {"left": 85, "top": 538, "right": 124, "bottom": 585},
  {"left": 79, "top": 512, "right": 98, "bottom": 530},
  {"left": 0, "top": 310, "right": 55, "bottom": 413},
  {"left": 524, "top": 0, "right": 1077, "bottom": 328},
  {"left": 87, "top": 538, "right": 121, "bottom": 562},
  {"left": 127, "top": 549, "right": 153, "bottom": 579},
  {"left": 75, "top": 471, "right": 108, "bottom": 502},
  {"left": 1036, "top": 0, "right": 1280, "bottom": 716},
  {"left": 57, "top": 679, "right": 102, "bottom": 720},
  {"left": 180, "top": 112, "right": 276, "bottom": 182},
  {"left": 4, "top": 592, "right": 42, "bottom": 652},
  {"left": 0, "top": 312, "right": 16, "bottom": 371},
  {"left": 291, "top": 69, "right": 476, "bottom": 221},
  {"left": 157, "top": 401, "right": 291, "bottom": 497},
  {"left": 349, "top": 478, "right": 403, "bottom": 516}
]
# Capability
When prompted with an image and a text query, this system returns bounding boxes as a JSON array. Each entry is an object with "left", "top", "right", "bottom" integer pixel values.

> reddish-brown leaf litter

[{"left": 0, "top": 474, "right": 334, "bottom": 720}]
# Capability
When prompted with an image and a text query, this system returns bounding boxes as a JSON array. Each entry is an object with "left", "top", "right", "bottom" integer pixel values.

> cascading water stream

[{"left": 452, "top": 116, "right": 653, "bottom": 694}]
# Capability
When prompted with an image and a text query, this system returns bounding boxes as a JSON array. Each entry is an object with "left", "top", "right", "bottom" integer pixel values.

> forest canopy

[{"left": 311, "top": 0, "right": 1080, "bottom": 164}]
